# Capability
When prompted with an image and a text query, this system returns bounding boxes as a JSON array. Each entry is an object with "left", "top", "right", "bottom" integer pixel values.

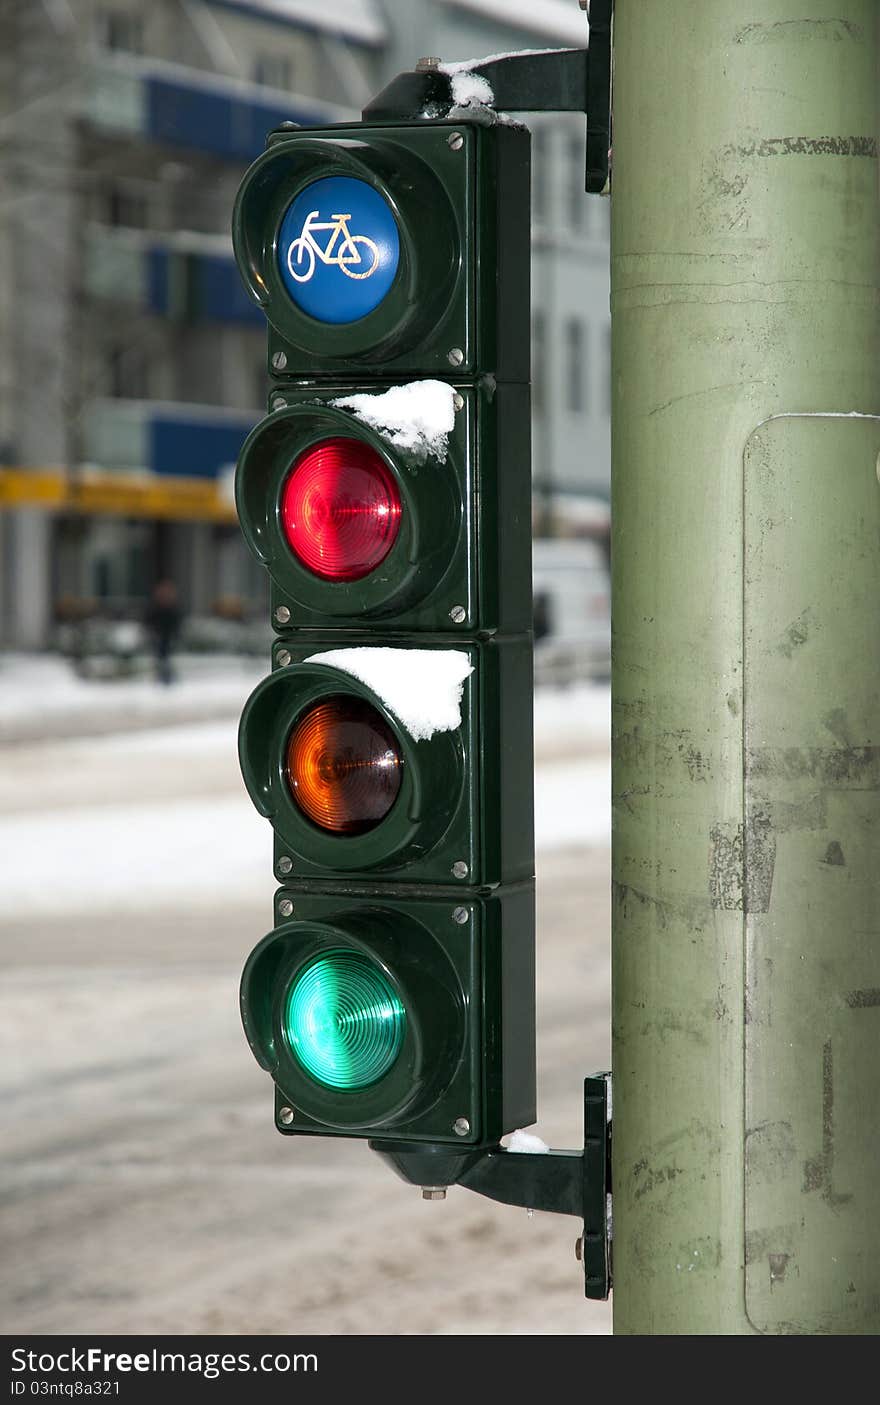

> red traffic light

[
  {"left": 285, "top": 695, "right": 403, "bottom": 834},
  {"left": 280, "top": 437, "right": 402, "bottom": 582}
]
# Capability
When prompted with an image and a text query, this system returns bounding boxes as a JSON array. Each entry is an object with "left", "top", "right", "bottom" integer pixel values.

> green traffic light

[{"left": 284, "top": 950, "right": 406, "bottom": 1090}]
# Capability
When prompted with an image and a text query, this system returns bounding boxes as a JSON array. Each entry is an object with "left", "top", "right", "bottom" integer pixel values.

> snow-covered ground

[
  {"left": 0, "top": 660, "right": 612, "bottom": 1336},
  {"left": 0, "top": 714, "right": 610, "bottom": 920},
  {"left": 0, "top": 648, "right": 610, "bottom": 917},
  {"left": 0, "top": 651, "right": 609, "bottom": 754},
  {"left": 0, "top": 651, "right": 266, "bottom": 742}
]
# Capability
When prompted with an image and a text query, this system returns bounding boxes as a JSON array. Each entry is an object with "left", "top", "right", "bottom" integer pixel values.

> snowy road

[
  {"left": 0, "top": 701, "right": 612, "bottom": 1336},
  {"left": 0, "top": 719, "right": 609, "bottom": 918}
]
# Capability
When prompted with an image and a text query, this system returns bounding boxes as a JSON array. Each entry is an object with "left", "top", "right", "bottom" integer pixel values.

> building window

[
  {"left": 532, "top": 311, "right": 546, "bottom": 413},
  {"left": 569, "top": 133, "right": 587, "bottom": 233},
  {"left": 255, "top": 54, "right": 293, "bottom": 91},
  {"left": 108, "top": 343, "right": 149, "bottom": 400},
  {"left": 565, "top": 319, "right": 586, "bottom": 414},
  {"left": 106, "top": 183, "right": 148, "bottom": 228},
  {"left": 532, "top": 127, "right": 548, "bottom": 222},
  {"left": 97, "top": 9, "right": 144, "bottom": 55}
]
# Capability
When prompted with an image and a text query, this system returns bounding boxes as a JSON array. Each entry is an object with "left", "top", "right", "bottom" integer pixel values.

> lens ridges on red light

[
  {"left": 286, "top": 695, "right": 403, "bottom": 834},
  {"left": 280, "top": 437, "right": 402, "bottom": 582}
]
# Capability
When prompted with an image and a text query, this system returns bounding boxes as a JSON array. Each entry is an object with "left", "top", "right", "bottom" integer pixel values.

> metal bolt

[
  {"left": 575, "top": 1235, "right": 584, "bottom": 1261},
  {"left": 276, "top": 648, "right": 292, "bottom": 667},
  {"left": 453, "top": 393, "right": 464, "bottom": 411},
  {"left": 452, "top": 860, "right": 469, "bottom": 880},
  {"left": 453, "top": 1117, "right": 470, "bottom": 1137},
  {"left": 271, "top": 351, "right": 288, "bottom": 371},
  {"left": 452, "top": 906, "right": 469, "bottom": 925},
  {"left": 278, "top": 1105, "right": 295, "bottom": 1125},
  {"left": 271, "top": 396, "right": 286, "bottom": 412},
  {"left": 421, "top": 1186, "right": 447, "bottom": 1201},
  {"left": 277, "top": 856, "right": 293, "bottom": 876},
  {"left": 278, "top": 897, "right": 294, "bottom": 918},
  {"left": 447, "top": 347, "right": 464, "bottom": 366},
  {"left": 416, "top": 56, "right": 441, "bottom": 72},
  {"left": 449, "top": 604, "right": 466, "bottom": 623},
  {"left": 448, "top": 131, "right": 464, "bottom": 152},
  {"left": 275, "top": 604, "right": 291, "bottom": 625}
]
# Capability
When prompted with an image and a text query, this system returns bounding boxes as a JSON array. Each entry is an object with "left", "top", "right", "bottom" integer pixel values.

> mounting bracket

[
  {"left": 362, "top": 0, "right": 613, "bottom": 194},
  {"left": 371, "top": 1074, "right": 612, "bottom": 1300}
]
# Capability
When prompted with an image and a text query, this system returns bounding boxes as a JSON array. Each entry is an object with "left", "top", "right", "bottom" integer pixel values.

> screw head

[
  {"left": 271, "top": 350, "right": 288, "bottom": 371},
  {"left": 447, "top": 347, "right": 464, "bottom": 366},
  {"left": 271, "top": 396, "right": 286, "bottom": 412},
  {"left": 452, "top": 906, "right": 469, "bottom": 925},
  {"left": 278, "top": 897, "right": 294, "bottom": 918},
  {"left": 453, "top": 1117, "right": 470, "bottom": 1137},
  {"left": 448, "top": 131, "right": 464, "bottom": 151},
  {"left": 278, "top": 1106, "right": 295, "bottom": 1125},
  {"left": 421, "top": 1185, "right": 447, "bottom": 1201},
  {"left": 274, "top": 604, "right": 291, "bottom": 625},
  {"left": 276, "top": 648, "right": 292, "bottom": 667},
  {"left": 452, "top": 860, "right": 469, "bottom": 880},
  {"left": 449, "top": 604, "right": 466, "bottom": 623},
  {"left": 453, "top": 393, "right": 464, "bottom": 411},
  {"left": 277, "top": 856, "right": 293, "bottom": 876}
]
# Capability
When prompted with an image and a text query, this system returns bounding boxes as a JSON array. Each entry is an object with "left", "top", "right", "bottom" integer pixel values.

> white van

[{"left": 532, "top": 538, "right": 611, "bottom": 685}]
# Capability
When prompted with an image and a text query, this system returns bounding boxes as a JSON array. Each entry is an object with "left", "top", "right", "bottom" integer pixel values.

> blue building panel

[
  {"left": 196, "top": 254, "right": 264, "bottom": 325},
  {"left": 146, "top": 75, "right": 324, "bottom": 162},
  {"left": 146, "top": 246, "right": 262, "bottom": 324},
  {"left": 147, "top": 248, "right": 170, "bottom": 314},
  {"left": 150, "top": 416, "right": 257, "bottom": 479}
]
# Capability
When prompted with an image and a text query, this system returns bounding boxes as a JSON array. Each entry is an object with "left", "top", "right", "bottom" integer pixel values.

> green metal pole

[{"left": 611, "top": 1, "right": 880, "bottom": 1333}]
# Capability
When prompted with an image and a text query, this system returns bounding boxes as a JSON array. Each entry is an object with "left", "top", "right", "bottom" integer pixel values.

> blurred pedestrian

[{"left": 146, "top": 579, "right": 182, "bottom": 686}]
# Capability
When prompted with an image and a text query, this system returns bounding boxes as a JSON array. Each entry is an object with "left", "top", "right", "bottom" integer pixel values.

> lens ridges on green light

[{"left": 284, "top": 950, "right": 406, "bottom": 1090}]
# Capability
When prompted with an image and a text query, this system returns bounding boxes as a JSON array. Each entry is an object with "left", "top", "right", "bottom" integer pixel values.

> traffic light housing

[
  {"left": 240, "top": 888, "right": 534, "bottom": 1143},
  {"left": 233, "top": 123, "right": 529, "bottom": 379},
  {"left": 238, "top": 639, "right": 532, "bottom": 887},
  {"left": 234, "top": 379, "right": 531, "bottom": 634},
  {"left": 234, "top": 116, "right": 535, "bottom": 1154}
]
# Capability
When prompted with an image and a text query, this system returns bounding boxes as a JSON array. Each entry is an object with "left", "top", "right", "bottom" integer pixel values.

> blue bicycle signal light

[
  {"left": 233, "top": 125, "right": 530, "bottom": 375},
  {"left": 277, "top": 176, "right": 400, "bottom": 324}
]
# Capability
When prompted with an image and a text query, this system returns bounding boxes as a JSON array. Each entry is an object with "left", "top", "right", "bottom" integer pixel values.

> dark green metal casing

[
  {"left": 242, "top": 887, "right": 536, "bottom": 1145},
  {"left": 234, "top": 116, "right": 535, "bottom": 1151},
  {"left": 236, "top": 379, "right": 531, "bottom": 636},
  {"left": 233, "top": 123, "right": 530, "bottom": 381}
]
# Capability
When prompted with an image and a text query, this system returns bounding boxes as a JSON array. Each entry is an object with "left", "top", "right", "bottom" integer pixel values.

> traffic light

[
  {"left": 233, "top": 122, "right": 529, "bottom": 379},
  {"left": 233, "top": 118, "right": 535, "bottom": 1153}
]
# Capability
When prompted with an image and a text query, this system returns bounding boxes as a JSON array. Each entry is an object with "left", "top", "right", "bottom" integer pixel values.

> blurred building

[
  {"left": 0, "top": 0, "right": 383, "bottom": 646},
  {"left": 379, "top": 0, "right": 611, "bottom": 537},
  {"left": 0, "top": 0, "right": 609, "bottom": 649}
]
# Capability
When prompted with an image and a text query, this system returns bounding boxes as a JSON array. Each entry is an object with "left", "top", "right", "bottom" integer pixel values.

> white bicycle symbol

[{"left": 286, "top": 210, "right": 380, "bottom": 283}]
